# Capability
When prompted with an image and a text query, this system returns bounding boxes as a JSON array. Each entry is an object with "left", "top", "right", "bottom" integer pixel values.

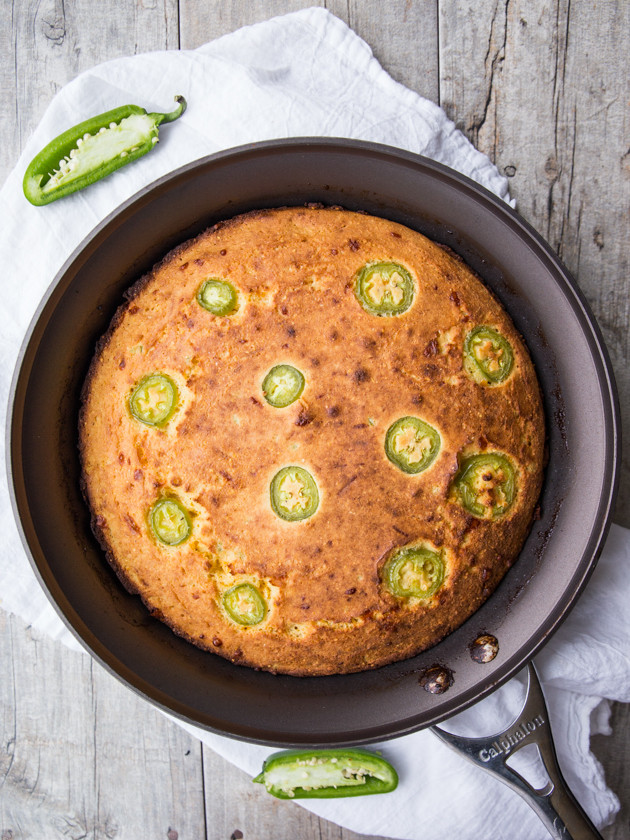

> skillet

[{"left": 7, "top": 138, "right": 619, "bottom": 747}]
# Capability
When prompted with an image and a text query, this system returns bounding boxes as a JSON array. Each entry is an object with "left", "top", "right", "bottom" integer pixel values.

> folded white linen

[{"left": 1, "top": 8, "right": 626, "bottom": 839}]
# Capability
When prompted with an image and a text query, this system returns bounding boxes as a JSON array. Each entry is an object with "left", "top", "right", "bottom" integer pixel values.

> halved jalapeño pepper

[
  {"left": 23, "top": 96, "right": 186, "bottom": 205},
  {"left": 383, "top": 545, "right": 445, "bottom": 599},
  {"left": 222, "top": 583, "right": 267, "bottom": 626},
  {"left": 270, "top": 466, "right": 319, "bottom": 521},
  {"left": 355, "top": 261, "right": 415, "bottom": 316},
  {"left": 453, "top": 452, "right": 516, "bottom": 518},
  {"left": 129, "top": 373, "right": 178, "bottom": 427},
  {"left": 385, "top": 416, "right": 440, "bottom": 474},
  {"left": 253, "top": 749, "right": 398, "bottom": 799},
  {"left": 149, "top": 498, "right": 191, "bottom": 546},
  {"left": 464, "top": 325, "right": 514, "bottom": 385},
  {"left": 262, "top": 364, "right": 305, "bottom": 407},
  {"left": 196, "top": 278, "right": 238, "bottom": 316}
]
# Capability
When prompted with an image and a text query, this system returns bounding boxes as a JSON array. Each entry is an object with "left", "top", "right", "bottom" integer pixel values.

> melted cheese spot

[{"left": 365, "top": 270, "right": 405, "bottom": 306}]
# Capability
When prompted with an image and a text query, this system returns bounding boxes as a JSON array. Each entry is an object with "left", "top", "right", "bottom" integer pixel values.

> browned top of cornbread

[{"left": 79, "top": 205, "right": 545, "bottom": 676}]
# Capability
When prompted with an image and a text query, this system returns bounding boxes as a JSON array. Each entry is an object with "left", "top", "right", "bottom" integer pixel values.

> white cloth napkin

[{"left": 1, "top": 8, "right": 628, "bottom": 839}]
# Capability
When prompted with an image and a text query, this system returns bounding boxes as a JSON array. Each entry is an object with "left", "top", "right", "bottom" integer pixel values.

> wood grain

[
  {"left": 2, "top": 0, "right": 178, "bottom": 180},
  {"left": 0, "top": 612, "right": 206, "bottom": 839},
  {"left": 438, "top": 0, "right": 630, "bottom": 526},
  {"left": 325, "top": 0, "right": 439, "bottom": 101},
  {"left": 1, "top": 1, "right": 628, "bottom": 838},
  {"left": 179, "top": 0, "right": 323, "bottom": 48},
  {"left": 179, "top": 0, "right": 438, "bottom": 100},
  {"left": 0, "top": 612, "right": 391, "bottom": 840},
  {"left": 439, "top": 4, "right": 630, "bottom": 835}
]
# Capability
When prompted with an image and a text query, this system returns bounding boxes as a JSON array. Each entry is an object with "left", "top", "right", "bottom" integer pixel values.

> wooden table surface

[{"left": 1, "top": 2, "right": 628, "bottom": 838}]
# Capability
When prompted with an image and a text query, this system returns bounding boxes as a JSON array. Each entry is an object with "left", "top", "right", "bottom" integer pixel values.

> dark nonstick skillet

[{"left": 7, "top": 139, "right": 619, "bottom": 747}]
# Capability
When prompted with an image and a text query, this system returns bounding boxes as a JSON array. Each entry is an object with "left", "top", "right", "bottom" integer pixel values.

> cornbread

[{"left": 79, "top": 205, "right": 545, "bottom": 676}]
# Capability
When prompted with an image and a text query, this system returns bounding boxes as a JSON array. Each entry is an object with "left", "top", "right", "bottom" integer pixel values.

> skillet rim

[{"left": 7, "top": 137, "right": 620, "bottom": 746}]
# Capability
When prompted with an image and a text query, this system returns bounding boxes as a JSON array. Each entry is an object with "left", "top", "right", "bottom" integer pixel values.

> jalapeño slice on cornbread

[
  {"left": 222, "top": 583, "right": 267, "bottom": 626},
  {"left": 129, "top": 373, "right": 178, "bottom": 427},
  {"left": 384, "top": 416, "right": 441, "bottom": 474},
  {"left": 382, "top": 545, "right": 445, "bottom": 600},
  {"left": 79, "top": 206, "right": 544, "bottom": 676},
  {"left": 270, "top": 466, "right": 319, "bottom": 521},
  {"left": 149, "top": 498, "right": 191, "bottom": 546},
  {"left": 463, "top": 325, "right": 514, "bottom": 385},
  {"left": 354, "top": 260, "right": 415, "bottom": 316},
  {"left": 262, "top": 364, "right": 306, "bottom": 408},
  {"left": 452, "top": 452, "right": 517, "bottom": 519},
  {"left": 197, "top": 277, "right": 239, "bottom": 316}
]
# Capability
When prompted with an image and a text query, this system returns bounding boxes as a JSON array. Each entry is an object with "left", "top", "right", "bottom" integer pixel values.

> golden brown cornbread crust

[{"left": 79, "top": 206, "right": 545, "bottom": 676}]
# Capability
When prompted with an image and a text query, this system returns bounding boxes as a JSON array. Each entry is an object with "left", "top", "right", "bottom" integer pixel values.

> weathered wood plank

[
  {"left": 438, "top": 0, "right": 630, "bottom": 529},
  {"left": 3, "top": 2, "right": 628, "bottom": 839},
  {"left": 178, "top": 0, "right": 325, "bottom": 50},
  {"left": 0, "top": 611, "right": 206, "bottom": 839},
  {"left": 0, "top": 607, "right": 395, "bottom": 840},
  {"left": 0, "top": 0, "right": 179, "bottom": 186},
  {"left": 439, "top": 5, "right": 630, "bottom": 837},
  {"left": 179, "top": 0, "right": 438, "bottom": 101},
  {"left": 327, "top": 0, "right": 439, "bottom": 101}
]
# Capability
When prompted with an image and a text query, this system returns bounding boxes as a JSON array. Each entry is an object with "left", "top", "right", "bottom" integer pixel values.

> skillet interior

[{"left": 8, "top": 139, "right": 619, "bottom": 746}]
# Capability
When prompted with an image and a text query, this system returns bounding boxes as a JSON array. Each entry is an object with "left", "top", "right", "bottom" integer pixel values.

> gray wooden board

[{"left": 1, "top": 1, "right": 628, "bottom": 837}]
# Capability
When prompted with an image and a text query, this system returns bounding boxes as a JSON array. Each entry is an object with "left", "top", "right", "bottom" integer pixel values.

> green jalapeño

[
  {"left": 385, "top": 416, "right": 440, "bottom": 474},
  {"left": 453, "top": 452, "right": 516, "bottom": 518},
  {"left": 270, "top": 466, "right": 319, "bottom": 521},
  {"left": 149, "top": 498, "right": 191, "bottom": 546},
  {"left": 222, "top": 583, "right": 267, "bottom": 626},
  {"left": 262, "top": 364, "right": 305, "bottom": 407},
  {"left": 354, "top": 261, "right": 415, "bottom": 316},
  {"left": 254, "top": 748, "right": 398, "bottom": 799},
  {"left": 382, "top": 545, "right": 445, "bottom": 600},
  {"left": 197, "top": 277, "right": 238, "bottom": 316},
  {"left": 464, "top": 326, "right": 514, "bottom": 385},
  {"left": 129, "top": 373, "right": 178, "bottom": 427}
]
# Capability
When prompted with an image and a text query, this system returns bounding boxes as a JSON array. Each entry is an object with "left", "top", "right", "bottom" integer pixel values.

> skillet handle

[{"left": 431, "top": 663, "right": 604, "bottom": 840}]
